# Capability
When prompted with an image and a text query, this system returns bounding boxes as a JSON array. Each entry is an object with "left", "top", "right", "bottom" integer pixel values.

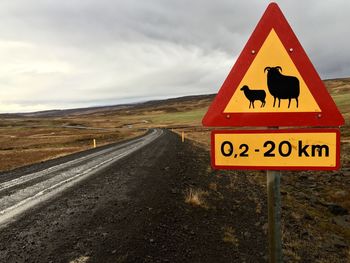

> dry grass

[
  {"left": 0, "top": 147, "right": 82, "bottom": 171},
  {"left": 208, "top": 182, "right": 218, "bottom": 191},
  {"left": 282, "top": 240, "right": 302, "bottom": 262},
  {"left": 0, "top": 118, "right": 144, "bottom": 172},
  {"left": 255, "top": 202, "right": 262, "bottom": 214},
  {"left": 173, "top": 129, "right": 211, "bottom": 149},
  {"left": 176, "top": 80, "right": 350, "bottom": 262},
  {"left": 116, "top": 253, "right": 129, "bottom": 263},
  {"left": 222, "top": 226, "right": 239, "bottom": 247},
  {"left": 184, "top": 188, "right": 209, "bottom": 208},
  {"left": 69, "top": 256, "right": 90, "bottom": 263}
]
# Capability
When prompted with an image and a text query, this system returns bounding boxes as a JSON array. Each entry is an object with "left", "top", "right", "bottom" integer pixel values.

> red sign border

[
  {"left": 202, "top": 3, "right": 344, "bottom": 127},
  {"left": 211, "top": 128, "right": 341, "bottom": 171}
]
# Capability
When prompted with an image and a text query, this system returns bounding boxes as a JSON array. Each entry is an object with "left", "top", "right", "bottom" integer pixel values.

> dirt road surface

[
  {"left": 0, "top": 129, "right": 162, "bottom": 227},
  {"left": 0, "top": 130, "right": 267, "bottom": 263}
]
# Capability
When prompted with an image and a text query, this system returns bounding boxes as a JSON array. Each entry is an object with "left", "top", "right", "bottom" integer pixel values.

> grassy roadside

[
  {"left": 175, "top": 126, "right": 350, "bottom": 262},
  {"left": 163, "top": 81, "right": 350, "bottom": 261},
  {"left": 0, "top": 118, "right": 144, "bottom": 172}
]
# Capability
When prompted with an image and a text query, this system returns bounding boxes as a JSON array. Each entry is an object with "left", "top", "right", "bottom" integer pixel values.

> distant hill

[
  {"left": 1, "top": 77, "right": 349, "bottom": 119},
  {"left": 0, "top": 94, "right": 215, "bottom": 118},
  {"left": 0, "top": 105, "right": 131, "bottom": 118}
]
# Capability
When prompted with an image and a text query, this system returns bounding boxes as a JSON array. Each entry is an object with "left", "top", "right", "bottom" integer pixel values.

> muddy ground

[{"left": 0, "top": 130, "right": 348, "bottom": 262}]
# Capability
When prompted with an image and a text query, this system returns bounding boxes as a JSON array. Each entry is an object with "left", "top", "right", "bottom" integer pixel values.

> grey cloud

[{"left": 0, "top": 0, "right": 349, "bottom": 112}]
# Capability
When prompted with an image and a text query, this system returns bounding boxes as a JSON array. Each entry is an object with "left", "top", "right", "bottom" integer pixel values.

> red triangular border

[{"left": 202, "top": 2, "right": 344, "bottom": 127}]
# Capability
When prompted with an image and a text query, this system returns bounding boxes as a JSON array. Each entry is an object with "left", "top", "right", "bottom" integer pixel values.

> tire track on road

[{"left": 0, "top": 129, "right": 163, "bottom": 227}]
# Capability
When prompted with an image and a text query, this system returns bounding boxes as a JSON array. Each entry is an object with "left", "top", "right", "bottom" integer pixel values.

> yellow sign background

[
  {"left": 224, "top": 29, "right": 321, "bottom": 113},
  {"left": 214, "top": 132, "right": 337, "bottom": 167}
]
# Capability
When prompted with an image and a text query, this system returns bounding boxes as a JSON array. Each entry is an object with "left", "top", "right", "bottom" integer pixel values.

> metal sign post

[
  {"left": 266, "top": 125, "right": 282, "bottom": 263},
  {"left": 267, "top": 170, "right": 282, "bottom": 263}
]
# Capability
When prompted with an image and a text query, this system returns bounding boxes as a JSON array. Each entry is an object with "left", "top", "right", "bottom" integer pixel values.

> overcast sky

[{"left": 0, "top": 0, "right": 349, "bottom": 113}]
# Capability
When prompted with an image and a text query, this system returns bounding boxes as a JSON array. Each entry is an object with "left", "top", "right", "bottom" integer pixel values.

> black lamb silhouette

[
  {"left": 264, "top": 66, "right": 300, "bottom": 108},
  {"left": 240, "top": 85, "right": 266, "bottom": 109}
]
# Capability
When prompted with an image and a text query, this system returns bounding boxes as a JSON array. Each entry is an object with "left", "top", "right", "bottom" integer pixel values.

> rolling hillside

[{"left": 0, "top": 78, "right": 348, "bottom": 172}]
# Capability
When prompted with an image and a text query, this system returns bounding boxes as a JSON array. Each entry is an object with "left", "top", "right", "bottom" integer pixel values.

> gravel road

[
  {"left": 0, "top": 129, "right": 267, "bottom": 263},
  {"left": 0, "top": 129, "right": 162, "bottom": 228}
]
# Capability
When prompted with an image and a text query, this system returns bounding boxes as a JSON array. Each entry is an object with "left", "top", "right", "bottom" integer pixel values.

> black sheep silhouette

[
  {"left": 264, "top": 66, "right": 300, "bottom": 108},
  {"left": 240, "top": 85, "right": 266, "bottom": 108}
]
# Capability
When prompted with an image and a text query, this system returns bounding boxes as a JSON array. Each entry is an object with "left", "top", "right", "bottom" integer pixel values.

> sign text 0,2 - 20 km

[
  {"left": 212, "top": 129, "right": 340, "bottom": 170},
  {"left": 221, "top": 139, "right": 330, "bottom": 158}
]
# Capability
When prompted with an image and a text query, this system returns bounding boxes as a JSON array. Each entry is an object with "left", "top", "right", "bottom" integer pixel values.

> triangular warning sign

[{"left": 202, "top": 3, "right": 344, "bottom": 127}]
